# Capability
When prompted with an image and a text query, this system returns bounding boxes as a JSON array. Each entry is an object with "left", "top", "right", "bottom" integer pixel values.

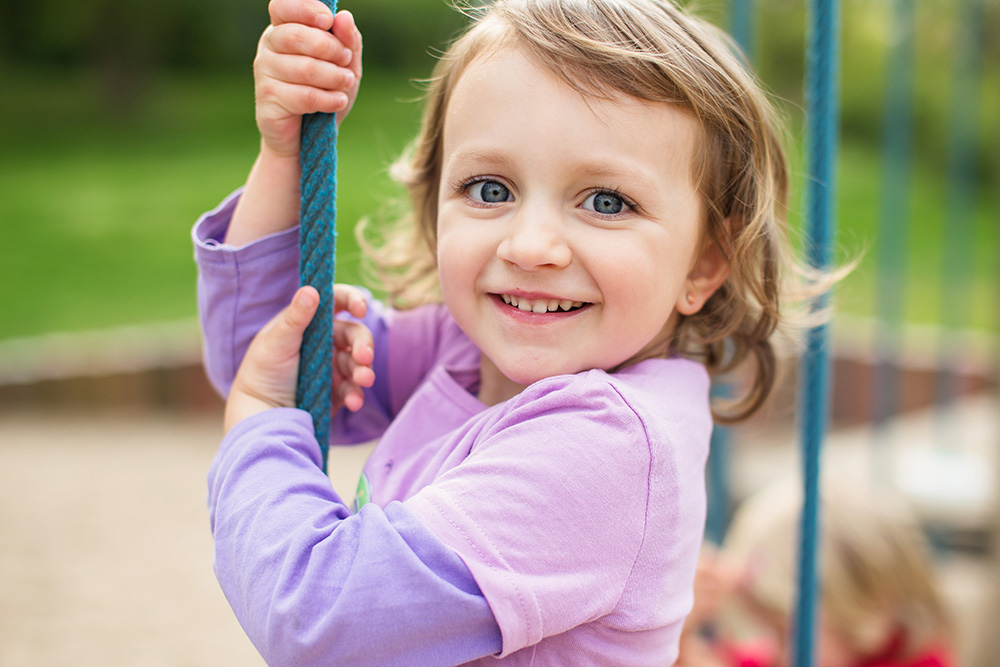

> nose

[{"left": 496, "top": 203, "right": 572, "bottom": 270}]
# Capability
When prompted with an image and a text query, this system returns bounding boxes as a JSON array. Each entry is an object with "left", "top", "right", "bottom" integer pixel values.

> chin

[{"left": 501, "top": 362, "right": 585, "bottom": 386}]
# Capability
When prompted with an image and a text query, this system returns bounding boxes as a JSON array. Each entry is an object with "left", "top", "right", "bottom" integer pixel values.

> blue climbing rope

[
  {"left": 795, "top": 0, "right": 840, "bottom": 664},
  {"left": 297, "top": 0, "right": 339, "bottom": 473}
]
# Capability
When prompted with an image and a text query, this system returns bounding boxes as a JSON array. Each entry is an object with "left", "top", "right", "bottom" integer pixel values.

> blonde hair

[
  {"left": 361, "top": 0, "right": 807, "bottom": 421},
  {"left": 723, "top": 476, "right": 952, "bottom": 659}
]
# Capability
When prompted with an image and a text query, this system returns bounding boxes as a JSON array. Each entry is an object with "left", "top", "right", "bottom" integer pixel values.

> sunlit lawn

[
  {"left": 0, "top": 67, "right": 421, "bottom": 340},
  {"left": 0, "top": 66, "right": 995, "bottom": 341}
]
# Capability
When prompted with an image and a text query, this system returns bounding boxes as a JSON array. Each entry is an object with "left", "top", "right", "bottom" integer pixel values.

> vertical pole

[
  {"left": 871, "top": 0, "right": 915, "bottom": 476},
  {"left": 297, "top": 0, "right": 339, "bottom": 473},
  {"left": 729, "top": 0, "right": 755, "bottom": 62},
  {"left": 795, "top": 0, "right": 840, "bottom": 664},
  {"left": 705, "top": 0, "right": 757, "bottom": 548},
  {"left": 705, "top": 385, "right": 732, "bottom": 546},
  {"left": 935, "top": 0, "right": 984, "bottom": 420}
]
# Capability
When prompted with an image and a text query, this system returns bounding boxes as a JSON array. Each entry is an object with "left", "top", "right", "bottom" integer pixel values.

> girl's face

[{"left": 436, "top": 47, "right": 726, "bottom": 402}]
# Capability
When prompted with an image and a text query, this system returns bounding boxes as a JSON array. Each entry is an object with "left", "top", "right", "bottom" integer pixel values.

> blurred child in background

[{"left": 678, "top": 475, "right": 955, "bottom": 667}]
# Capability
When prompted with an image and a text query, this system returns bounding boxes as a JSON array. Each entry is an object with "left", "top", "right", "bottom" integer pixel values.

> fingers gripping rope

[{"left": 297, "top": 0, "right": 339, "bottom": 473}]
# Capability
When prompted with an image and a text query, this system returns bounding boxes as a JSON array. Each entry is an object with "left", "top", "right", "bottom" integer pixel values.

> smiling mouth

[{"left": 498, "top": 293, "right": 587, "bottom": 314}]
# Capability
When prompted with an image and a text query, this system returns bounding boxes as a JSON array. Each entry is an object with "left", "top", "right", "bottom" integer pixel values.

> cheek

[
  {"left": 598, "top": 241, "right": 688, "bottom": 314},
  {"left": 436, "top": 223, "right": 485, "bottom": 303},
  {"left": 436, "top": 239, "right": 461, "bottom": 300}
]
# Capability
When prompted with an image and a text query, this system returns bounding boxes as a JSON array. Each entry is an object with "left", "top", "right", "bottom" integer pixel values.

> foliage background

[{"left": 0, "top": 0, "right": 997, "bottom": 341}]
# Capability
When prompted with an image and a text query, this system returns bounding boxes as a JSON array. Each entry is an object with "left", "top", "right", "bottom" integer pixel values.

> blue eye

[
  {"left": 584, "top": 191, "right": 627, "bottom": 216},
  {"left": 469, "top": 180, "right": 511, "bottom": 203}
]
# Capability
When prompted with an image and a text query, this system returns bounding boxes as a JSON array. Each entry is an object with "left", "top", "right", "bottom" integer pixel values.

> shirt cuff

[{"left": 192, "top": 188, "right": 301, "bottom": 266}]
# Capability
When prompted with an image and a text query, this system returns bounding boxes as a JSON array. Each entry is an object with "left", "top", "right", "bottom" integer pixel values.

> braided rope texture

[
  {"left": 794, "top": 0, "right": 840, "bottom": 665},
  {"left": 297, "top": 4, "right": 339, "bottom": 473}
]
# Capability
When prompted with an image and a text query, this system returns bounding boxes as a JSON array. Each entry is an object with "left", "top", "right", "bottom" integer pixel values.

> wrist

[
  {"left": 224, "top": 391, "right": 283, "bottom": 434},
  {"left": 226, "top": 144, "right": 303, "bottom": 246},
  {"left": 258, "top": 138, "right": 303, "bottom": 166}
]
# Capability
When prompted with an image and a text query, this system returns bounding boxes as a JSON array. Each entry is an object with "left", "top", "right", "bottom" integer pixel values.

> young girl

[
  {"left": 194, "top": 0, "right": 800, "bottom": 664},
  {"left": 677, "top": 476, "right": 955, "bottom": 667}
]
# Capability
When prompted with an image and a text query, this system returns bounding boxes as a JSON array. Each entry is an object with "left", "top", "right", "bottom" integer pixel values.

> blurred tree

[
  {"left": 347, "top": 0, "right": 469, "bottom": 74},
  {"left": 0, "top": 0, "right": 993, "bottom": 176},
  {"left": 0, "top": 0, "right": 465, "bottom": 111},
  {"left": 0, "top": 0, "right": 264, "bottom": 112}
]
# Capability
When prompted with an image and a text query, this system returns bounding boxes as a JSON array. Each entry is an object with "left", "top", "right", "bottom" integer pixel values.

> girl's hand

[
  {"left": 224, "top": 285, "right": 375, "bottom": 434},
  {"left": 331, "top": 284, "right": 375, "bottom": 413},
  {"left": 254, "top": 0, "right": 363, "bottom": 158}
]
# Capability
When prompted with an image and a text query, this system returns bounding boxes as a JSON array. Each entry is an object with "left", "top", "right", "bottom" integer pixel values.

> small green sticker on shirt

[{"left": 353, "top": 472, "right": 372, "bottom": 513}]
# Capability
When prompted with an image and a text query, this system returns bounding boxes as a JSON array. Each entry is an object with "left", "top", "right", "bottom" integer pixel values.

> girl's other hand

[
  {"left": 224, "top": 285, "right": 375, "bottom": 434},
  {"left": 255, "top": 0, "right": 363, "bottom": 158},
  {"left": 332, "top": 284, "right": 375, "bottom": 413}
]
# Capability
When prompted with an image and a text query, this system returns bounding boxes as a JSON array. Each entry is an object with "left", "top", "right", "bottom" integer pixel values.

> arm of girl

[
  {"left": 226, "top": 0, "right": 363, "bottom": 247},
  {"left": 211, "top": 288, "right": 502, "bottom": 666}
]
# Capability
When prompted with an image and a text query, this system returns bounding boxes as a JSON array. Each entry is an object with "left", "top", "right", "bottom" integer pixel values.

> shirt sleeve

[
  {"left": 192, "top": 190, "right": 394, "bottom": 443},
  {"left": 192, "top": 189, "right": 301, "bottom": 397},
  {"left": 208, "top": 408, "right": 503, "bottom": 667}
]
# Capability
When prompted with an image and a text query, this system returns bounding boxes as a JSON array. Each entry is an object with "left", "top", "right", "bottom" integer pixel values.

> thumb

[
  {"left": 224, "top": 286, "right": 321, "bottom": 432},
  {"left": 272, "top": 286, "right": 320, "bottom": 353},
  {"left": 246, "top": 285, "right": 320, "bottom": 381}
]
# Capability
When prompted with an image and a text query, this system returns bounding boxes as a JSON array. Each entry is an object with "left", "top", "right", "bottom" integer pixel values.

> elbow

[{"left": 252, "top": 598, "right": 358, "bottom": 667}]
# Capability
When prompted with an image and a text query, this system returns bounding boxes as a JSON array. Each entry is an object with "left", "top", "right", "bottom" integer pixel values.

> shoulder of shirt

[
  {"left": 516, "top": 358, "right": 709, "bottom": 406},
  {"left": 496, "top": 359, "right": 711, "bottom": 442}
]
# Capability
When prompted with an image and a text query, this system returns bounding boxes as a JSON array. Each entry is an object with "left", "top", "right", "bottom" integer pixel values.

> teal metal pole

[
  {"left": 705, "top": 0, "right": 758, "bottom": 547},
  {"left": 730, "top": 0, "right": 754, "bottom": 61},
  {"left": 872, "top": 0, "right": 915, "bottom": 455},
  {"left": 936, "top": 0, "right": 984, "bottom": 414}
]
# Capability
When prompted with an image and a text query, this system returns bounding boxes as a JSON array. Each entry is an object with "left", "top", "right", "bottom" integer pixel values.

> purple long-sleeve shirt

[{"left": 196, "top": 191, "right": 711, "bottom": 665}]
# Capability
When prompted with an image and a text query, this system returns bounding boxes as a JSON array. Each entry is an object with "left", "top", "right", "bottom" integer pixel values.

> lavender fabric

[
  {"left": 195, "top": 191, "right": 712, "bottom": 665},
  {"left": 209, "top": 410, "right": 503, "bottom": 666}
]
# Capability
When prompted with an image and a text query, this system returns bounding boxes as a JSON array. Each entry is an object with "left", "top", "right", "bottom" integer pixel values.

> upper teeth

[{"left": 501, "top": 294, "right": 584, "bottom": 313}]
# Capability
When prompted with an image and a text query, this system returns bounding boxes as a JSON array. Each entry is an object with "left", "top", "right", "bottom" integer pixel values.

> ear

[{"left": 676, "top": 232, "right": 730, "bottom": 316}]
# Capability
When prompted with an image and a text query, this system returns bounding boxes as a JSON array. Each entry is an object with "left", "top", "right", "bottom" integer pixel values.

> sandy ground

[
  {"left": 0, "top": 409, "right": 372, "bottom": 667},
  {"left": 1, "top": 398, "right": 996, "bottom": 666}
]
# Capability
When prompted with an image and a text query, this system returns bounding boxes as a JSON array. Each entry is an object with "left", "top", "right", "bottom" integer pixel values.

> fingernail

[{"left": 298, "top": 290, "right": 317, "bottom": 308}]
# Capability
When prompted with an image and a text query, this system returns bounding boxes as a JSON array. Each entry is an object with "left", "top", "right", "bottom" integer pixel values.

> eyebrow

[
  {"left": 575, "top": 162, "right": 660, "bottom": 188},
  {"left": 446, "top": 148, "right": 517, "bottom": 171},
  {"left": 446, "top": 147, "right": 663, "bottom": 189}
]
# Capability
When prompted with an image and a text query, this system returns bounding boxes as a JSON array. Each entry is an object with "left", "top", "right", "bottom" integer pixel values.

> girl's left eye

[{"left": 582, "top": 191, "right": 631, "bottom": 216}]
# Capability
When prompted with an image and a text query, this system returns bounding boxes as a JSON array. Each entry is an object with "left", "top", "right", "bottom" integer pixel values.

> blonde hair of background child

[
  {"left": 723, "top": 475, "right": 952, "bottom": 659},
  {"left": 360, "top": 0, "right": 812, "bottom": 422}
]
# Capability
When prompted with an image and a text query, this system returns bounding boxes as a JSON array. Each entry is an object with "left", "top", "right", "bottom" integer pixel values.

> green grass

[
  {"left": 831, "top": 138, "right": 997, "bottom": 330},
  {"left": 0, "top": 66, "right": 996, "bottom": 341},
  {"left": 0, "top": 66, "right": 422, "bottom": 340}
]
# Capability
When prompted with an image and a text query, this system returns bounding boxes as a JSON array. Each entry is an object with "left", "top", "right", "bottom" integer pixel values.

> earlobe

[{"left": 676, "top": 237, "right": 730, "bottom": 315}]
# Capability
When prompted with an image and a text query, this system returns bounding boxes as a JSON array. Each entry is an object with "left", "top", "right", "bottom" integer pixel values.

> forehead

[{"left": 442, "top": 46, "right": 702, "bottom": 184}]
